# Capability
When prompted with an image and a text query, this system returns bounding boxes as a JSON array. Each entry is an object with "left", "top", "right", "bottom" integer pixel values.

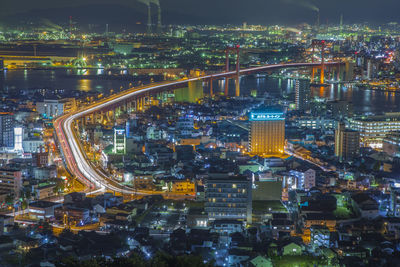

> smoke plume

[{"left": 283, "top": 0, "right": 319, "bottom": 12}]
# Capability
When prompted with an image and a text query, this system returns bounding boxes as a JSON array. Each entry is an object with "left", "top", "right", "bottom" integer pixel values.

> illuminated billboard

[{"left": 249, "top": 111, "right": 284, "bottom": 121}]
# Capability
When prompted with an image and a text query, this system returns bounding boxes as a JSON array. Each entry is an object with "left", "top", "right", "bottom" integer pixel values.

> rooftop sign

[{"left": 249, "top": 111, "right": 284, "bottom": 121}]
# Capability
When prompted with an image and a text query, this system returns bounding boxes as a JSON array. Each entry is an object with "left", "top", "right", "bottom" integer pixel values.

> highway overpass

[{"left": 54, "top": 62, "right": 340, "bottom": 195}]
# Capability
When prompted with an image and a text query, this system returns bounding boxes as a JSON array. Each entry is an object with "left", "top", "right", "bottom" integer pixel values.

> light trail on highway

[{"left": 54, "top": 62, "right": 340, "bottom": 195}]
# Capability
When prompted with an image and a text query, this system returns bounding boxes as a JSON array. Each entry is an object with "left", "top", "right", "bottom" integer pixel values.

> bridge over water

[{"left": 54, "top": 61, "right": 341, "bottom": 195}]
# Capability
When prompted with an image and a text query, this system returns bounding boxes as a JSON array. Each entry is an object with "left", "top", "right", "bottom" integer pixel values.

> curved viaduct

[{"left": 54, "top": 62, "right": 340, "bottom": 195}]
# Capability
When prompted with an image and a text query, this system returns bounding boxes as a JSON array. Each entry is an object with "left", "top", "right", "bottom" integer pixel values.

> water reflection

[
  {"left": 78, "top": 79, "right": 92, "bottom": 92},
  {"left": 1, "top": 69, "right": 399, "bottom": 114}
]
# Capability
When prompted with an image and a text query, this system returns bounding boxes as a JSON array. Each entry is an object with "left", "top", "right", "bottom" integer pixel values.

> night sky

[{"left": 1, "top": 0, "right": 400, "bottom": 27}]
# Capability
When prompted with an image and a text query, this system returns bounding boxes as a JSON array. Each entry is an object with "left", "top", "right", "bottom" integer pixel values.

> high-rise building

[
  {"left": 289, "top": 167, "right": 316, "bottom": 191},
  {"left": 113, "top": 127, "right": 126, "bottom": 154},
  {"left": 366, "top": 59, "right": 378, "bottom": 80},
  {"left": 174, "top": 80, "right": 204, "bottom": 103},
  {"left": 344, "top": 61, "right": 355, "bottom": 81},
  {"left": 383, "top": 132, "right": 400, "bottom": 157},
  {"left": 36, "top": 99, "right": 65, "bottom": 119},
  {"left": 335, "top": 122, "right": 360, "bottom": 162},
  {"left": 0, "top": 168, "right": 22, "bottom": 197},
  {"left": 295, "top": 80, "right": 311, "bottom": 111},
  {"left": 249, "top": 108, "right": 285, "bottom": 157},
  {"left": 33, "top": 148, "right": 49, "bottom": 168},
  {"left": 348, "top": 112, "right": 400, "bottom": 148},
  {"left": 327, "top": 100, "right": 353, "bottom": 119},
  {"left": 14, "top": 127, "right": 23, "bottom": 151},
  {"left": 390, "top": 185, "right": 400, "bottom": 217},
  {"left": 176, "top": 116, "right": 194, "bottom": 138},
  {"left": 205, "top": 175, "right": 252, "bottom": 223},
  {"left": 0, "top": 113, "right": 14, "bottom": 148}
]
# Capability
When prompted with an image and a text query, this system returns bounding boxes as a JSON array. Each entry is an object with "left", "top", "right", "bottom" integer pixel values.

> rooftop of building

[
  {"left": 30, "top": 201, "right": 60, "bottom": 208},
  {"left": 0, "top": 168, "right": 21, "bottom": 174},
  {"left": 351, "top": 112, "right": 400, "bottom": 122},
  {"left": 212, "top": 219, "right": 244, "bottom": 225}
]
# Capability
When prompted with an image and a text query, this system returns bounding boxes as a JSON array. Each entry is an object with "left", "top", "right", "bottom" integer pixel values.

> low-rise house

[
  {"left": 0, "top": 215, "right": 13, "bottom": 235},
  {"left": 269, "top": 216, "right": 295, "bottom": 239},
  {"left": 64, "top": 192, "right": 86, "bottom": 205},
  {"left": 310, "top": 225, "right": 331, "bottom": 250},
  {"left": 29, "top": 201, "right": 62, "bottom": 220},
  {"left": 282, "top": 242, "right": 303, "bottom": 256},
  {"left": 352, "top": 193, "right": 379, "bottom": 220},
  {"left": 34, "top": 183, "right": 56, "bottom": 200},
  {"left": 303, "top": 213, "right": 336, "bottom": 230},
  {"left": 212, "top": 219, "right": 243, "bottom": 235},
  {"left": 54, "top": 206, "right": 90, "bottom": 225},
  {"left": 169, "top": 228, "right": 187, "bottom": 254},
  {"left": 188, "top": 229, "right": 216, "bottom": 252},
  {"left": 187, "top": 208, "right": 208, "bottom": 228},
  {"left": 228, "top": 248, "right": 251, "bottom": 266},
  {"left": 250, "top": 256, "right": 273, "bottom": 267}
]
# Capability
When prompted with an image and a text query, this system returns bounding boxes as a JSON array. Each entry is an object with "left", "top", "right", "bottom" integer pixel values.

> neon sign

[{"left": 249, "top": 112, "right": 284, "bottom": 121}]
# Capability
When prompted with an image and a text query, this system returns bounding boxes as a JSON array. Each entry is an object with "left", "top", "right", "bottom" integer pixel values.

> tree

[
  {"left": 373, "top": 161, "right": 381, "bottom": 172},
  {"left": 59, "top": 229, "right": 75, "bottom": 240},
  {"left": 55, "top": 252, "right": 214, "bottom": 267},
  {"left": 21, "top": 199, "right": 28, "bottom": 210},
  {"left": 25, "top": 190, "right": 32, "bottom": 200},
  {"left": 5, "top": 194, "right": 14, "bottom": 205},
  {"left": 150, "top": 252, "right": 213, "bottom": 267},
  {"left": 53, "top": 178, "right": 66, "bottom": 194}
]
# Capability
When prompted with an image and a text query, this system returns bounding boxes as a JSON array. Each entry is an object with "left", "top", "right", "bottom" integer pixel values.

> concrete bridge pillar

[
  {"left": 105, "top": 111, "right": 111, "bottom": 123},
  {"left": 115, "top": 106, "right": 121, "bottom": 118},
  {"left": 121, "top": 101, "right": 127, "bottom": 113},
  {"left": 138, "top": 97, "right": 144, "bottom": 111},
  {"left": 209, "top": 78, "right": 213, "bottom": 97},
  {"left": 93, "top": 113, "right": 98, "bottom": 123},
  {"left": 235, "top": 76, "right": 240, "bottom": 97},
  {"left": 96, "top": 112, "right": 104, "bottom": 123},
  {"left": 128, "top": 101, "right": 136, "bottom": 113},
  {"left": 78, "top": 118, "right": 85, "bottom": 128},
  {"left": 311, "top": 67, "right": 315, "bottom": 82},
  {"left": 132, "top": 100, "right": 137, "bottom": 112},
  {"left": 79, "top": 119, "right": 85, "bottom": 132},
  {"left": 320, "top": 66, "right": 325, "bottom": 84},
  {"left": 225, "top": 77, "right": 229, "bottom": 96},
  {"left": 105, "top": 110, "right": 114, "bottom": 122}
]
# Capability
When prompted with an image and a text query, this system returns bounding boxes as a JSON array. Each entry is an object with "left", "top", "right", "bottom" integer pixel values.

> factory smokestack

[
  {"left": 149, "top": 0, "right": 162, "bottom": 34},
  {"left": 340, "top": 13, "right": 343, "bottom": 32},
  {"left": 316, "top": 10, "right": 320, "bottom": 32},
  {"left": 157, "top": 5, "right": 162, "bottom": 33},
  {"left": 138, "top": 0, "right": 152, "bottom": 34},
  {"left": 147, "top": 4, "right": 152, "bottom": 34}
]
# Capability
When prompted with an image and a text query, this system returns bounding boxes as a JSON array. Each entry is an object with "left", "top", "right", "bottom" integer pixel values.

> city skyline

[
  {"left": 1, "top": 0, "right": 400, "bottom": 27},
  {"left": 1, "top": 1, "right": 400, "bottom": 266}
]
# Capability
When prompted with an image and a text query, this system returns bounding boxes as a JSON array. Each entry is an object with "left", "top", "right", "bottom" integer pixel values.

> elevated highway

[{"left": 54, "top": 62, "right": 340, "bottom": 195}]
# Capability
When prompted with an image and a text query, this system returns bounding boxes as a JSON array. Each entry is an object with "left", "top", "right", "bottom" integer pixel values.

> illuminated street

[{"left": 1, "top": 1, "right": 400, "bottom": 266}]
